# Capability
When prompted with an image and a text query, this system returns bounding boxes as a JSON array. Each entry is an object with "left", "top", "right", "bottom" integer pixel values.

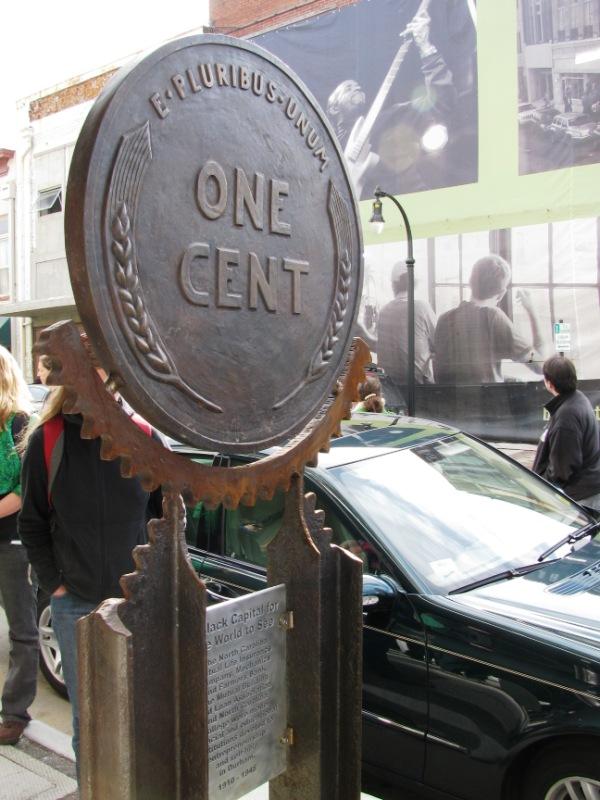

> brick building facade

[{"left": 210, "top": 0, "right": 357, "bottom": 36}]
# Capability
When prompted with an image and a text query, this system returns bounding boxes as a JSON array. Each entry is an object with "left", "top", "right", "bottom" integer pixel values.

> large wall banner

[
  {"left": 256, "top": 0, "right": 478, "bottom": 201},
  {"left": 255, "top": 0, "right": 600, "bottom": 443},
  {"left": 518, "top": 0, "right": 600, "bottom": 175}
]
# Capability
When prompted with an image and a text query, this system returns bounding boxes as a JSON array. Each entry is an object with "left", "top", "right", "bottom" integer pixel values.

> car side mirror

[{"left": 362, "top": 573, "right": 398, "bottom": 610}]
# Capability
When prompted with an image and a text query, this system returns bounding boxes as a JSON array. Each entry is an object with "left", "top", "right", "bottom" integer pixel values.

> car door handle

[{"left": 467, "top": 627, "right": 492, "bottom": 650}]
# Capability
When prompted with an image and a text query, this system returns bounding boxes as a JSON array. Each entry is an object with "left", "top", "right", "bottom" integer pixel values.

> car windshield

[{"left": 328, "top": 434, "right": 591, "bottom": 594}]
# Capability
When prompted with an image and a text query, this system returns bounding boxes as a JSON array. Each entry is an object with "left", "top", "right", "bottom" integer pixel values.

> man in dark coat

[{"left": 533, "top": 356, "right": 600, "bottom": 509}]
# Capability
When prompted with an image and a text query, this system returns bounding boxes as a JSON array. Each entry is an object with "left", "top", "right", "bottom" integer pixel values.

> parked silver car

[{"left": 548, "top": 112, "right": 597, "bottom": 140}]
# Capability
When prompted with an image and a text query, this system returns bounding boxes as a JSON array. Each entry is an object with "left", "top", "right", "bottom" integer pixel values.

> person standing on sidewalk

[
  {"left": 18, "top": 373, "right": 162, "bottom": 772},
  {"left": 533, "top": 356, "right": 600, "bottom": 509},
  {"left": 0, "top": 346, "right": 37, "bottom": 746}
]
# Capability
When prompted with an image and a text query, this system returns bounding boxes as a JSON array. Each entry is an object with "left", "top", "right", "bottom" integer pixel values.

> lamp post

[{"left": 370, "top": 187, "right": 416, "bottom": 417}]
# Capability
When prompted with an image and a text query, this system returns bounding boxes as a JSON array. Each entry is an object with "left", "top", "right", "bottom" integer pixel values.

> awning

[{"left": 0, "top": 296, "right": 77, "bottom": 319}]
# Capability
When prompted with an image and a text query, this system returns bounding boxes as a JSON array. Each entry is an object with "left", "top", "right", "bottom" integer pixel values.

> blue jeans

[
  {"left": 0, "top": 541, "right": 39, "bottom": 724},
  {"left": 50, "top": 592, "right": 97, "bottom": 768}
]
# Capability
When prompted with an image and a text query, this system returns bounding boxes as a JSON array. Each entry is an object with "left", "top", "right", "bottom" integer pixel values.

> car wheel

[
  {"left": 37, "top": 596, "right": 68, "bottom": 698},
  {"left": 521, "top": 744, "right": 600, "bottom": 800}
]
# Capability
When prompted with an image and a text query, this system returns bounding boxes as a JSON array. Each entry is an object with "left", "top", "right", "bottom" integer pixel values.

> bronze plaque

[{"left": 65, "top": 34, "right": 363, "bottom": 451}]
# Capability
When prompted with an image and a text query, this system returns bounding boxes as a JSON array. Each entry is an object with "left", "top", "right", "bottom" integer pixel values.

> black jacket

[
  {"left": 533, "top": 390, "right": 600, "bottom": 502},
  {"left": 18, "top": 414, "right": 162, "bottom": 602}
]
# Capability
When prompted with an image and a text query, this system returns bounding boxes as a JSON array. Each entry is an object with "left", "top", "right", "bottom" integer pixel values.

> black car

[{"left": 39, "top": 415, "right": 600, "bottom": 799}]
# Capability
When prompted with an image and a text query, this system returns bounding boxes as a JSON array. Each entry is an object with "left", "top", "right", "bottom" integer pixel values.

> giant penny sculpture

[{"left": 66, "top": 34, "right": 363, "bottom": 451}]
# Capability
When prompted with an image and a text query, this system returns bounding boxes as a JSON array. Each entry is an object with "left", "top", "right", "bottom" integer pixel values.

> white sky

[{"left": 1, "top": 0, "right": 210, "bottom": 149}]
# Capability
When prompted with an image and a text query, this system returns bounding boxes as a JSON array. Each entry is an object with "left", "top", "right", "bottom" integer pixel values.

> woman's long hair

[
  {"left": 19, "top": 385, "right": 65, "bottom": 453},
  {"left": 0, "top": 346, "right": 32, "bottom": 429}
]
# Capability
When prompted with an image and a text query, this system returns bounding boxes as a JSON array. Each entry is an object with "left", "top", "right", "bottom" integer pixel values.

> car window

[
  {"left": 224, "top": 493, "right": 285, "bottom": 566},
  {"left": 28, "top": 384, "right": 48, "bottom": 402},
  {"left": 185, "top": 501, "right": 222, "bottom": 551},
  {"left": 184, "top": 454, "right": 224, "bottom": 551},
  {"left": 326, "top": 434, "right": 591, "bottom": 594},
  {"left": 222, "top": 485, "right": 383, "bottom": 575}
]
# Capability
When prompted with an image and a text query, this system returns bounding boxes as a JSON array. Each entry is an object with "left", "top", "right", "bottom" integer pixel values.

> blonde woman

[{"left": 0, "top": 346, "right": 37, "bottom": 746}]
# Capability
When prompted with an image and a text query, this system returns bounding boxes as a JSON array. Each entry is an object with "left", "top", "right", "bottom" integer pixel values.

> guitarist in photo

[{"left": 327, "top": 2, "right": 458, "bottom": 199}]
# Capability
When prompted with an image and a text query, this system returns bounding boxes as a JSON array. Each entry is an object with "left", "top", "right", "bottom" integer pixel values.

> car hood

[{"left": 451, "top": 539, "right": 600, "bottom": 650}]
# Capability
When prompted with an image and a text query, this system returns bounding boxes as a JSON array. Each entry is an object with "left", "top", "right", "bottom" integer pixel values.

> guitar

[{"left": 344, "top": 0, "right": 432, "bottom": 197}]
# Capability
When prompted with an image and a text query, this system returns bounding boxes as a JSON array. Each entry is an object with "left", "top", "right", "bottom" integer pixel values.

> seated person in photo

[{"left": 433, "top": 254, "right": 546, "bottom": 385}]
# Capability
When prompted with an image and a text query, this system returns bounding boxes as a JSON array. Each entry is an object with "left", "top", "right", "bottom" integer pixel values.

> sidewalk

[
  {"left": 0, "top": 735, "right": 383, "bottom": 800},
  {"left": 493, "top": 441, "right": 537, "bottom": 470},
  {"left": 0, "top": 735, "right": 77, "bottom": 800}
]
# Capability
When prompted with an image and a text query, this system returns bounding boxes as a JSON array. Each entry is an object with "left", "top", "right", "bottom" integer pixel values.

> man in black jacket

[{"left": 533, "top": 356, "right": 600, "bottom": 508}]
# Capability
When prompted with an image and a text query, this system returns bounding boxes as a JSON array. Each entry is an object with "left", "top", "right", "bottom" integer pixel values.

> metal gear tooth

[
  {"left": 140, "top": 473, "right": 158, "bottom": 492},
  {"left": 223, "top": 494, "right": 236, "bottom": 510},
  {"left": 120, "top": 456, "right": 134, "bottom": 478},
  {"left": 132, "top": 543, "right": 151, "bottom": 570},
  {"left": 99, "top": 434, "right": 118, "bottom": 461},
  {"left": 313, "top": 508, "right": 326, "bottom": 526},
  {"left": 61, "top": 393, "right": 80, "bottom": 415},
  {"left": 119, "top": 571, "right": 143, "bottom": 601},
  {"left": 240, "top": 491, "right": 255, "bottom": 507},
  {"left": 304, "top": 492, "right": 317, "bottom": 514},
  {"left": 277, "top": 477, "right": 292, "bottom": 495},
  {"left": 81, "top": 416, "right": 100, "bottom": 440},
  {"left": 258, "top": 485, "right": 274, "bottom": 501}
]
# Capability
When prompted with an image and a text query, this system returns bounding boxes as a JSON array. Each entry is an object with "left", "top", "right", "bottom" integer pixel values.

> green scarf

[{"left": 0, "top": 414, "right": 22, "bottom": 496}]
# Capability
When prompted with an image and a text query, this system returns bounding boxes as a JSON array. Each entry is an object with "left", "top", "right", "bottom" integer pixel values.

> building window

[
  {"left": 558, "top": 5, "right": 567, "bottom": 30},
  {"left": 37, "top": 187, "right": 63, "bottom": 217},
  {"left": 428, "top": 219, "right": 600, "bottom": 380},
  {"left": 510, "top": 218, "right": 600, "bottom": 379},
  {"left": 562, "top": 73, "right": 586, "bottom": 99},
  {"left": 433, "top": 231, "right": 492, "bottom": 316},
  {"left": 0, "top": 216, "right": 9, "bottom": 300},
  {"left": 583, "top": 0, "right": 594, "bottom": 35}
]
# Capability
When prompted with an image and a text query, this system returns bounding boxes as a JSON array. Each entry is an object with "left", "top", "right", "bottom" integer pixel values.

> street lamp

[{"left": 369, "top": 187, "right": 416, "bottom": 417}]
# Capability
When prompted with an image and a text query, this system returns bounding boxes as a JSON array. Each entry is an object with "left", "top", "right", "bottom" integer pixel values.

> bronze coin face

[{"left": 66, "top": 34, "right": 363, "bottom": 452}]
